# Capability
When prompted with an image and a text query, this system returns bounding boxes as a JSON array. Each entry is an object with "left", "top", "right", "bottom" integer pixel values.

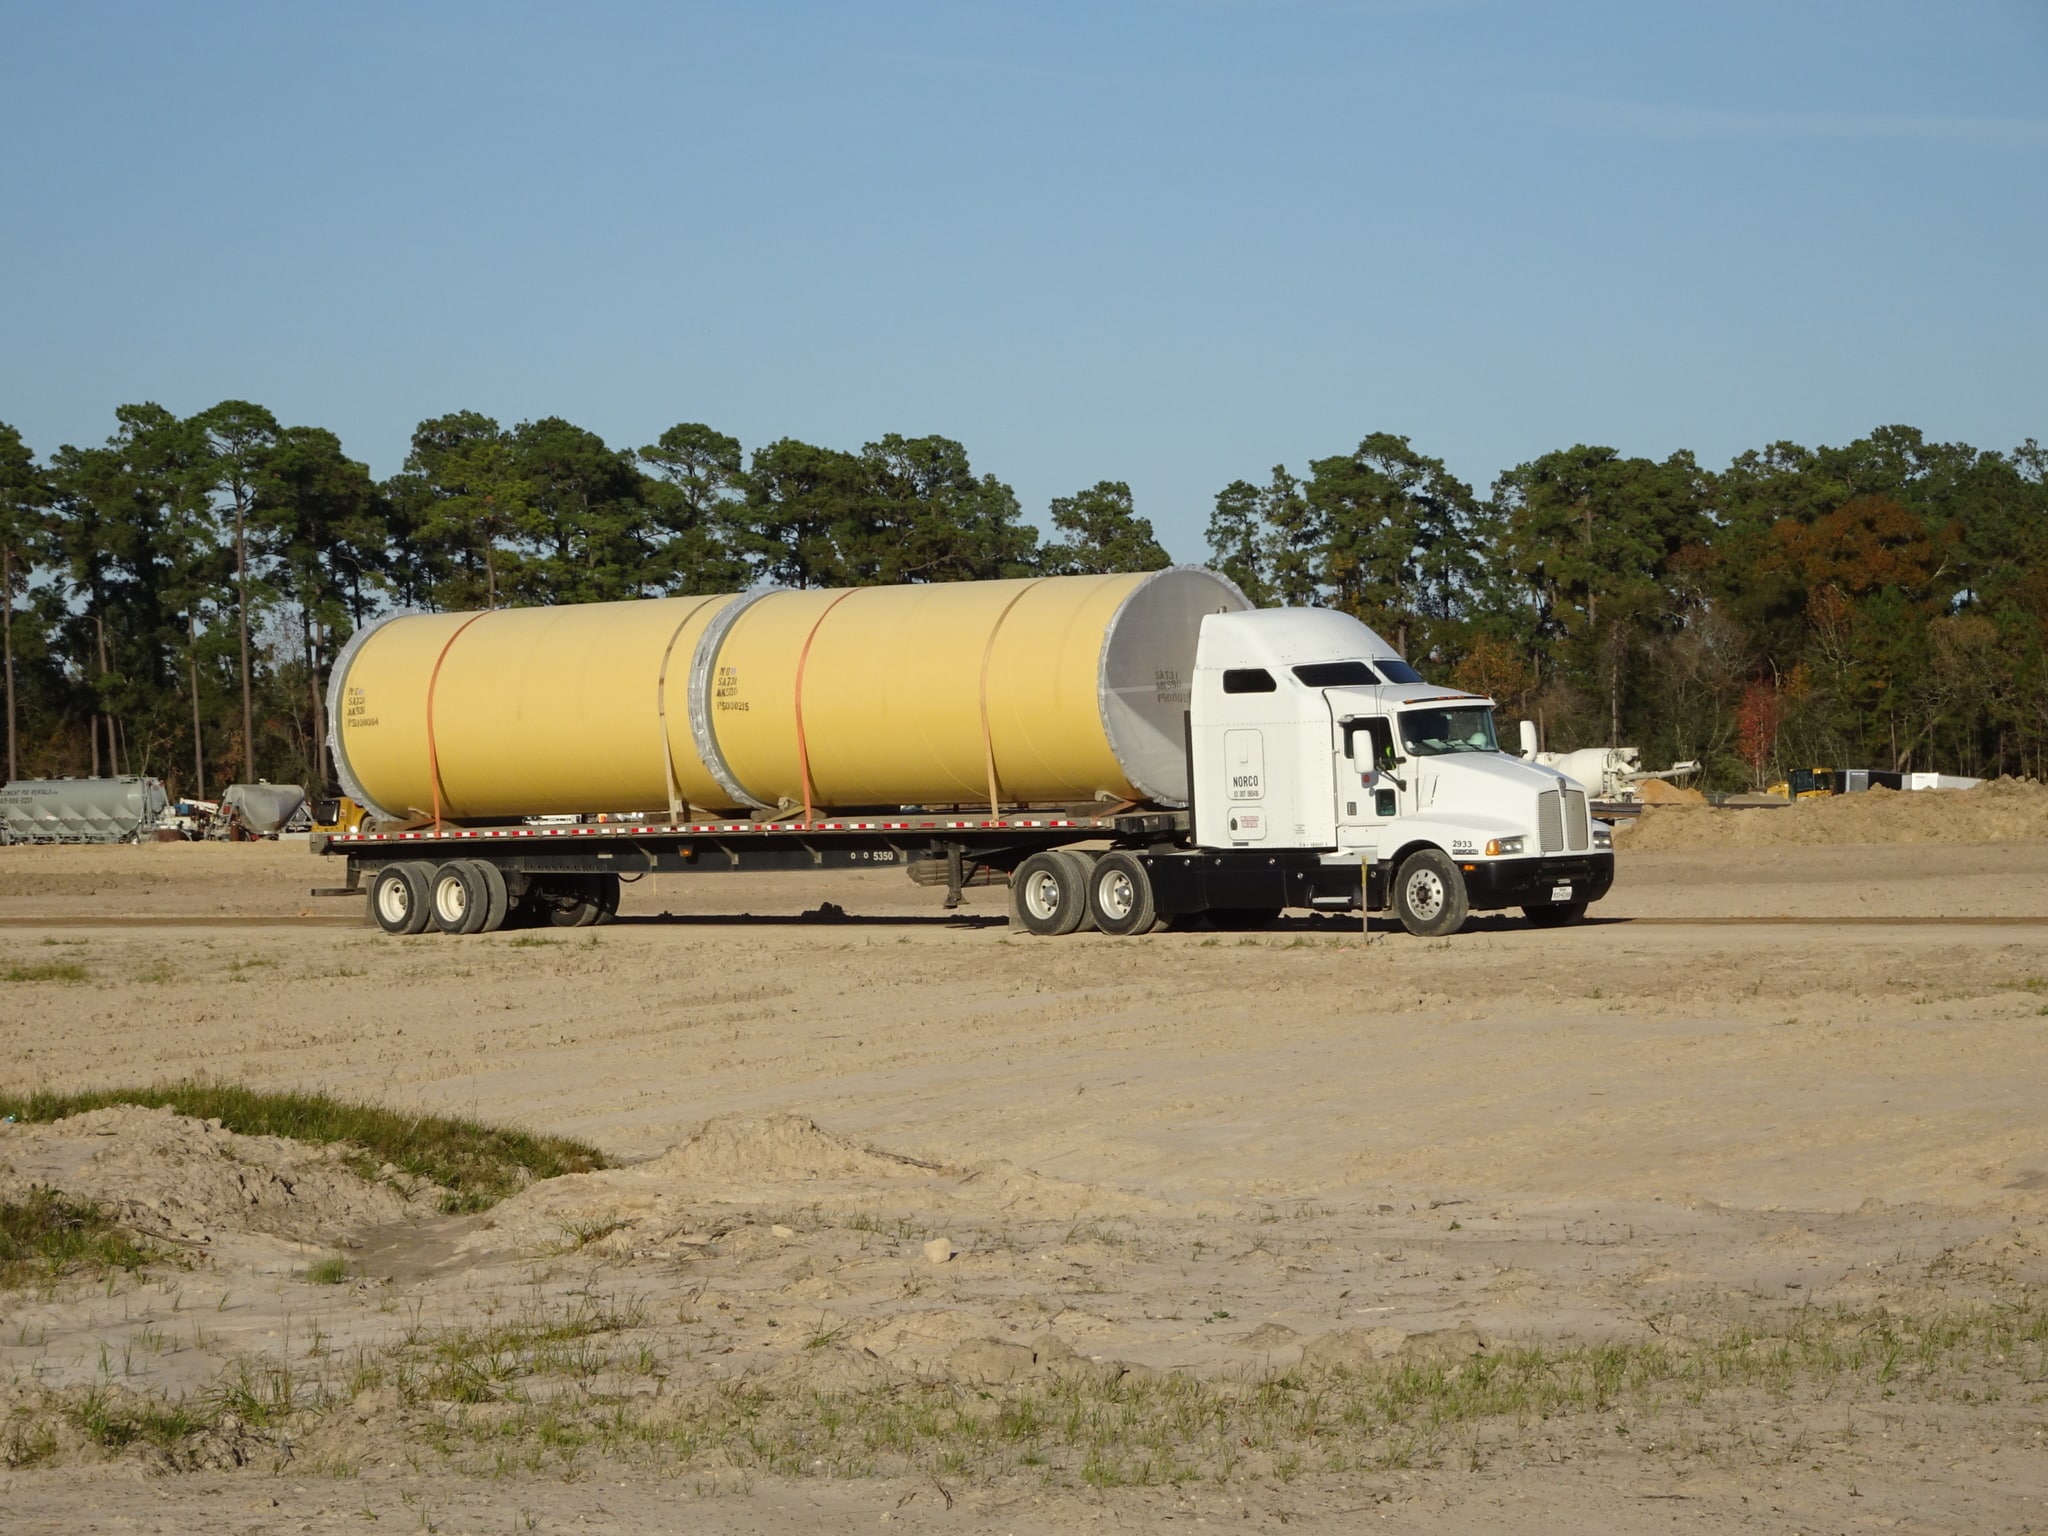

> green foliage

[
  {"left": 66, "top": 1389, "right": 209, "bottom": 1453},
  {"left": 393, "top": 411, "right": 532, "bottom": 610},
  {"left": 1210, "top": 425, "right": 2048, "bottom": 787},
  {"left": 0, "top": 1083, "right": 607, "bottom": 1213},
  {"left": 7, "top": 401, "right": 2045, "bottom": 797},
  {"left": 1207, "top": 465, "right": 1317, "bottom": 606},
  {"left": 734, "top": 433, "right": 1040, "bottom": 586},
  {"left": 0, "top": 421, "right": 49, "bottom": 780},
  {"left": 1, "top": 960, "right": 89, "bottom": 982},
  {"left": 0, "top": 1190, "right": 157, "bottom": 1289},
  {"left": 1305, "top": 434, "right": 1481, "bottom": 661},
  {"left": 1046, "top": 480, "right": 1170, "bottom": 575},
  {"left": 638, "top": 422, "right": 751, "bottom": 594}
]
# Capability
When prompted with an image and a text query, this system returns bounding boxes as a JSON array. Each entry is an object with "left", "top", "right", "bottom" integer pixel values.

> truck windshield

[{"left": 1398, "top": 705, "right": 1498, "bottom": 756}]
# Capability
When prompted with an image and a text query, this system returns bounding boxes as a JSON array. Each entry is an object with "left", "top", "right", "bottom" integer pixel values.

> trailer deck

[
  {"left": 312, "top": 808, "right": 1364, "bottom": 936},
  {"left": 315, "top": 812, "right": 1188, "bottom": 922}
]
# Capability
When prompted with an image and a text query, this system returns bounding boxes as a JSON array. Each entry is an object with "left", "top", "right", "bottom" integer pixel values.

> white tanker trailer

[{"left": 312, "top": 570, "right": 1612, "bottom": 937}]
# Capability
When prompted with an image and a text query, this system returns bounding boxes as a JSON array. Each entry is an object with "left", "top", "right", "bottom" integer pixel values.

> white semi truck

[
  {"left": 315, "top": 575, "right": 1612, "bottom": 939},
  {"left": 1161, "top": 605, "right": 1613, "bottom": 936}
]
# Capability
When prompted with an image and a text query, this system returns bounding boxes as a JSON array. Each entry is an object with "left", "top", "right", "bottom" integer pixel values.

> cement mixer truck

[{"left": 312, "top": 569, "right": 1612, "bottom": 938}]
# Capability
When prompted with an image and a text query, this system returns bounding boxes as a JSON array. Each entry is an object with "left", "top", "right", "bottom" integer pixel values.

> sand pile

[
  {"left": 0, "top": 1105, "right": 416, "bottom": 1247},
  {"left": 1634, "top": 777, "right": 1705, "bottom": 804},
  {"left": 1627, "top": 778, "right": 2047, "bottom": 852},
  {"left": 467, "top": 1114, "right": 939, "bottom": 1253},
  {"left": 653, "top": 1112, "right": 941, "bottom": 1184},
  {"left": 468, "top": 1113, "right": 1160, "bottom": 1256}
]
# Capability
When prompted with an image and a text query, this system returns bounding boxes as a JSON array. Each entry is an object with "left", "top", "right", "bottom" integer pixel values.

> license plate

[{"left": 1550, "top": 885, "right": 1573, "bottom": 901}]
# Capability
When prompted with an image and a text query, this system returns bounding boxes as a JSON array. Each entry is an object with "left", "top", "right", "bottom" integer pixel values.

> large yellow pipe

[
  {"left": 329, "top": 569, "right": 1247, "bottom": 823},
  {"left": 330, "top": 594, "right": 740, "bottom": 821}
]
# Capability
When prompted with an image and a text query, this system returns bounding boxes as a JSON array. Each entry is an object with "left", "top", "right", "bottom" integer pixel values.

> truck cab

[{"left": 1188, "top": 608, "right": 1612, "bottom": 935}]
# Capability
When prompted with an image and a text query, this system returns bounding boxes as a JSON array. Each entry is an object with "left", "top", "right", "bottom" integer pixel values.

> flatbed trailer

[
  {"left": 314, "top": 810, "right": 1373, "bottom": 937},
  {"left": 311, "top": 592, "right": 1622, "bottom": 940}
]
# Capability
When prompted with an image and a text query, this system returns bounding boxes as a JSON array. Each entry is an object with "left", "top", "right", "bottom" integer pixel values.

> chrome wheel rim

[
  {"left": 1098, "top": 870, "right": 1136, "bottom": 922},
  {"left": 1024, "top": 871, "right": 1061, "bottom": 921},
  {"left": 1405, "top": 869, "right": 1445, "bottom": 921}
]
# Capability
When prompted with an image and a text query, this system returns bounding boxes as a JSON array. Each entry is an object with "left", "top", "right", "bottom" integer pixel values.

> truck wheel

[
  {"left": 1393, "top": 849, "right": 1468, "bottom": 937},
  {"left": 1010, "top": 851, "right": 1089, "bottom": 936},
  {"left": 472, "top": 860, "right": 511, "bottom": 933},
  {"left": 431, "top": 860, "right": 492, "bottom": 935},
  {"left": 1054, "top": 850, "right": 1099, "bottom": 932},
  {"left": 544, "top": 875, "right": 604, "bottom": 928},
  {"left": 370, "top": 862, "right": 433, "bottom": 935},
  {"left": 1522, "top": 901, "right": 1587, "bottom": 929},
  {"left": 1207, "top": 908, "right": 1279, "bottom": 932},
  {"left": 592, "top": 872, "right": 622, "bottom": 925},
  {"left": 1088, "top": 851, "right": 1159, "bottom": 937}
]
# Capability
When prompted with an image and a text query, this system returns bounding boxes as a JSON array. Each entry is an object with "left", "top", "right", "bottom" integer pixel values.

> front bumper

[{"left": 1459, "top": 852, "right": 1614, "bottom": 911}]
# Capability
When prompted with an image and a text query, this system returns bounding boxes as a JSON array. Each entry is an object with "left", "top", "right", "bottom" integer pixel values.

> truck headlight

[
  {"left": 1593, "top": 823, "right": 1612, "bottom": 849},
  {"left": 1485, "top": 836, "right": 1524, "bottom": 856}
]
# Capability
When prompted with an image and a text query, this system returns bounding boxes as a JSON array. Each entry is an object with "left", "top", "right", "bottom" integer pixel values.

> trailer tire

[
  {"left": 1393, "top": 848, "right": 1468, "bottom": 937},
  {"left": 592, "top": 872, "right": 622, "bottom": 925},
  {"left": 1088, "top": 851, "right": 1160, "bottom": 937},
  {"left": 1522, "top": 901, "right": 1587, "bottom": 929},
  {"left": 1010, "top": 851, "right": 1089, "bottom": 936},
  {"left": 543, "top": 875, "right": 604, "bottom": 928},
  {"left": 472, "top": 860, "right": 511, "bottom": 933},
  {"left": 369, "top": 861, "right": 434, "bottom": 935},
  {"left": 1054, "top": 850, "right": 1099, "bottom": 933},
  {"left": 430, "top": 860, "right": 492, "bottom": 935}
]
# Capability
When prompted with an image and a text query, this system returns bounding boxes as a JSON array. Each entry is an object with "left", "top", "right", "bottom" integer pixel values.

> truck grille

[
  {"left": 1537, "top": 790, "right": 1563, "bottom": 853},
  {"left": 1565, "top": 787, "right": 1590, "bottom": 851}
]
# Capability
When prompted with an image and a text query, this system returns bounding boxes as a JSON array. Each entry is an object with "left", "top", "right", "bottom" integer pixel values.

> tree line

[
  {"left": 1209, "top": 428, "right": 2047, "bottom": 788},
  {"left": 0, "top": 404, "right": 1169, "bottom": 798},
  {"left": 0, "top": 404, "right": 2041, "bottom": 799}
]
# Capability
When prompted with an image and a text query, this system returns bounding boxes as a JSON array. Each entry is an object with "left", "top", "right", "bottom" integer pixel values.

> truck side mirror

[
  {"left": 1366, "top": 719, "right": 1396, "bottom": 770},
  {"left": 1349, "top": 718, "right": 1401, "bottom": 780}
]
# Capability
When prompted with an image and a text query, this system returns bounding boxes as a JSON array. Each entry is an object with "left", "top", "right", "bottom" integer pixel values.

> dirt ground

[{"left": 4, "top": 808, "right": 2048, "bottom": 1532}]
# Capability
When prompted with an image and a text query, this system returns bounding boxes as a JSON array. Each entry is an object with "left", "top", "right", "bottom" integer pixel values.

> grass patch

[
  {"left": 303, "top": 1255, "right": 351, "bottom": 1285},
  {"left": 2, "top": 960, "right": 89, "bottom": 983},
  {"left": 375, "top": 1292, "right": 2048, "bottom": 1484},
  {"left": 0, "top": 1190, "right": 158, "bottom": 1289},
  {"left": 0, "top": 1083, "right": 607, "bottom": 1214},
  {"left": 9, "top": 1293, "right": 2048, "bottom": 1477},
  {"left": 554, "top": 1217, "right": 631, "bottom": 1252},
  {"left": 71, "top": 1386, "right": 212, "bottom": 1451}
]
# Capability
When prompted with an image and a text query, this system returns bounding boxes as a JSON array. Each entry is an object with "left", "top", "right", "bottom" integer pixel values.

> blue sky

[{"left": 2, "top": 0, "right": 2042, "bottom": 557}]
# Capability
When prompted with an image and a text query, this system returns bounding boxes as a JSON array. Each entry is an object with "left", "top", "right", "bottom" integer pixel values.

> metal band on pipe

[
  {"left": 424, "top": 611, "right": 493, "bottom": 830},
  {"left": 653, "top": 595, "right": 719, "bottom": 823},
  {"left": 792, "top": 589, "right": 861, "bottom": 823},
  {"left": 976, "top": 578, "right": 1045, "bottom": 817},
  {"left": 685, "top": 589, "right": 781, "bottom": 812}
]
